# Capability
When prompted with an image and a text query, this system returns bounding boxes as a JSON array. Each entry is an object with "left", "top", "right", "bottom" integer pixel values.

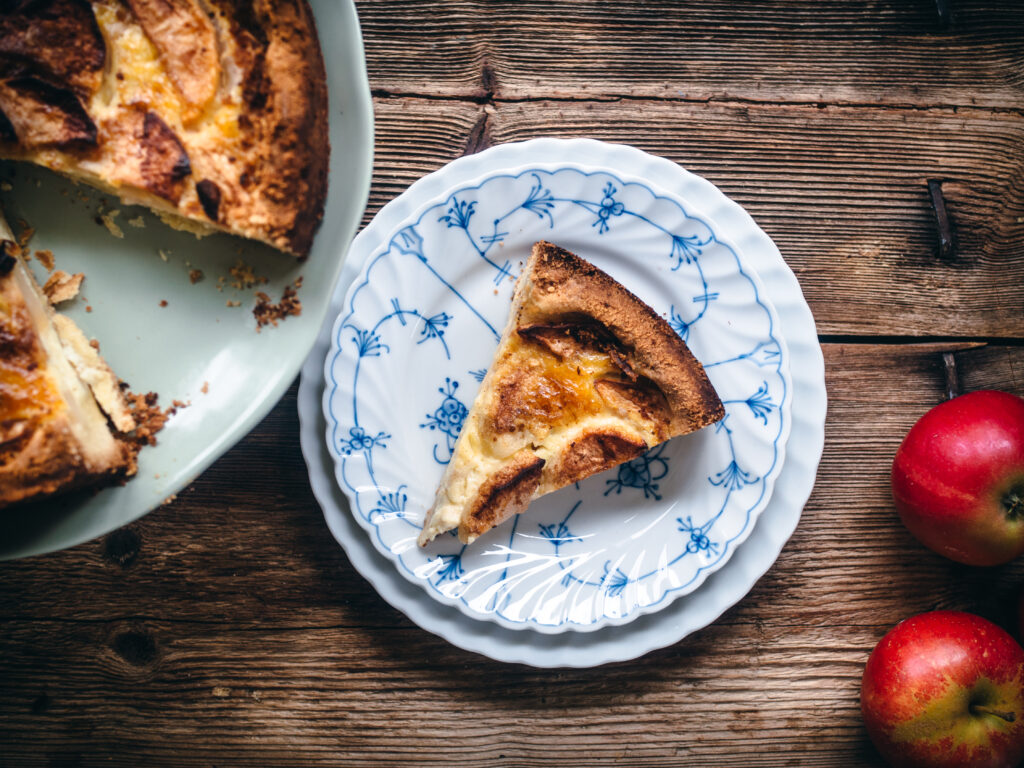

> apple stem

[{"left": 970, "top": 705, "right": 1017, "bottom": 723}]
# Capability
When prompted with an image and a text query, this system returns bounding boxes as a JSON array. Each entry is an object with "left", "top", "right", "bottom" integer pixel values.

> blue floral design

[
  {"left": 350, "top": 328, "right": 389, "bottom": 358},
  {"left": 669, "top": 305, "right": 690, "bottom": 341},
  {"left": 419, "top": 311, "right": 451, "bottom": 344},
  {"left": 600, "top": 562, "right": 631, "bottom": 597},
  {"left": 420, "top": 378, "right": 469, "bottom": 463},
  {"left": 677, "top": 516, "right": 720, "bottom": 556},
  {"left": 669, "top": 233, "right": 713, "bottom": 270},
  {"left": 520, "top": 173, "right": 556, "bottom": 226},
  {"left": 538, "top": 520, "right": 581, "bottom": 546},
  {"left": 339, "top": 426, "right": 389, "bottom": 456},
  {"left": 434, "top": 552, "right": 464, "bottom": 583},
  {"left": 370, "top": 487, "right": 408, "bottom": 522},
  {"left": 592, "top": 182, "right": 625, "bottom": 234},
  {"left": 439, "top": 197, "right": 476, "bottom": 230},
  {"left": 604, "top": 443, "right": 670, "bottom": 500},
  {"left": 744, "top": 382, "right": 776, "bottom": 425}
]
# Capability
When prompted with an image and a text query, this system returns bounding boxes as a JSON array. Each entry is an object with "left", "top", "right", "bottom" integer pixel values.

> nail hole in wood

[
  {"left": 111, "top": 630, "right": 157, "bottom": 667},
  {"left": 942, "top": 351, "right": 960, "bottom": 400},
  {"left": 928, "top": 180, "right": 956, "bottom": 261},
  {"left": 103, "top": 527, "right": 140, "bottom": 568},
  {"left": 934, "top": 0, "right": 953, "bottom": 29},
  {"left": 31, "top": 691, "right": 50, "bottom": 715}
]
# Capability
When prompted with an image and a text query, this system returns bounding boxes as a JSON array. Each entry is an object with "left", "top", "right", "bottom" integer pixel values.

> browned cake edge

[
  {"left": 234, "top": 0, "right": 330, "bottom": 256},
  {"left": 519, "top": 240, "right": 725, "bottom": 436}
]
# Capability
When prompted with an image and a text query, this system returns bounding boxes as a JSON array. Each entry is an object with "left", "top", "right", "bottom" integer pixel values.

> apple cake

[{"left": 419, "top": 241, "right": 725, "bottom": 546}]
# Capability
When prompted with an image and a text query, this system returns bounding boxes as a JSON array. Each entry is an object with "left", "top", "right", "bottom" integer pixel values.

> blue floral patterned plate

[{"left": 323, "top": 149, "right": 793, "bottom": 632}]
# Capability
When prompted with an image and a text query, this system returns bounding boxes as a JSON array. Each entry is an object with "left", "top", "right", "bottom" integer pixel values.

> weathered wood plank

[
  {"left": 484, "top": 99, "right": 1024, "bottom": 337},
  {"left": 357, "top": 0, "right": 1024, "bottom": 109},
  {"left": 1, "top": 345, "right": 1022, "bottom": 766}
]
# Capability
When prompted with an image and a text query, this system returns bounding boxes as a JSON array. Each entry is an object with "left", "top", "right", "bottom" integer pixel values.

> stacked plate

[{"left": 298, "top": 138, "right": 826, "bottom": 666}]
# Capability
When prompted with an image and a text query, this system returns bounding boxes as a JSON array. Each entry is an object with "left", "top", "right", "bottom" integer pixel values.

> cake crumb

[
  {"left": 86, "top": 305, "right": 92, "bottom": 313},
  {"left": 16, "top": 221, "right": 34, "bottom": 249},
  {"left": 89, "top": 339, "right": 100, "bottom": 351},
  {"left": 226, "top": 299, "right": 240, "bottom": 307},
  {"left": 201, "top": 381, "right": 209, "bottom": 394},
  {"left": 189, "top": 268, "right": 204, "bottom": 284},
  {"left": 0, "top": 181, "right": 11, "bottom": 192},
  {"left": 43, "top": 270, "right": 84, "bottom": 304},
  {"left": 34, "top": 249, "right": 55, "bottom": 271},
  {"left": 228, "top": 259, "right": 267, "bottom": 290},
  {"left": 124, "top": 390, "right": 178, "bottom": 447},
  {"left": 98, "top": 209, "right": 124, "bottom": 238},
  {"left": 159, "top": 299, "right": 168, "bottom": 307},
  {"left": 127, "top": 216, "right": 146, "bottom": 228},
  {"left": 253, "top": 279, "right": 303, "bottom": 329},
  {"left": 158, "top": 249, "right": 170, "bottom": 262}
]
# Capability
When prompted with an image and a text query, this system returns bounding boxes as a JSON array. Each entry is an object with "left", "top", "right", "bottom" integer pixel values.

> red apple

[
  {"left": 892, "top": 390, "right": 1024, "bottom": 566},
  {"left": 861, "top": 610, "right": 1024, "bottom": 768}
]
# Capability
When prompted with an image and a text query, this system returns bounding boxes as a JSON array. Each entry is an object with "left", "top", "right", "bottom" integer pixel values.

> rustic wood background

[{"left": 2, "top": 1, "right": 1024, "bottom": 765}]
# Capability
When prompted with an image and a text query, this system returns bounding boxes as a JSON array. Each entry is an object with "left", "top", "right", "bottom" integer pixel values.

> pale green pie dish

[{"left": 0, "top": 0, "right": 373, "bottom": 560}]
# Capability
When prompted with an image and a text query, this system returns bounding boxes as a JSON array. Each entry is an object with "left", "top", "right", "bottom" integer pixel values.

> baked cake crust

[
  {"left": 0, "top": 0, "right": 329, "bottom": 256},
  {"left": 420, "top": 241, "right": 725, "bottom": 546}
]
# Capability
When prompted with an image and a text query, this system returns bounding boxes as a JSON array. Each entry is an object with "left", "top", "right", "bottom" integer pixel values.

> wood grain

[
  {"left": 357, "top": 0, "right": 1024, "bottom": 109},
  {"left": 366, "top": 96, "right": 1024, "bottom": 338},
  {"left": 1, "top": 345, "right": 1022, "bottom": 767}
]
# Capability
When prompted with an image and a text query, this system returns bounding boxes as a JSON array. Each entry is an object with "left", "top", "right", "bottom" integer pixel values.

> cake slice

[
  {"left": 0, "top": 212, "right": 136, "bottom": 508},
  {"left": 418, "top": 241, "right": 725, "bottom": 546}
]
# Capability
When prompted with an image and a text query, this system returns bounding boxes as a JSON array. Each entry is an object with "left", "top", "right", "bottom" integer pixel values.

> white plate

[
  {"left": 323, "top": 160, "right": 793, "bottom": 631},
  {"left": 300, "top": 139, "right": 825, "bottom": 666},
  {"left": 0, "top": 0, "right": 373, "bottom": 560}
]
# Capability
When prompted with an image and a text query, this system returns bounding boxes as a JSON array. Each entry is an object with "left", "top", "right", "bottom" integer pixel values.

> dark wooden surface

[{"left": 3, "top": 1, "right": 1024, "bottom": 765}]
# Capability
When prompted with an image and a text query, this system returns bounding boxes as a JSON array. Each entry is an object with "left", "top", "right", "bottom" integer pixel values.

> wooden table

[{"left": 2, "top": 1, "right": 1023, "bottom": 765}]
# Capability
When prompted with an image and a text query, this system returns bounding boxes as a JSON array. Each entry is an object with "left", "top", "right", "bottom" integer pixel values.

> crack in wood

[
  {"left": 462, "top": 110, "right": 491, "bottom": 156},
  {"left": 368, "top": 88, "right": 1024, "bottom": 117}
]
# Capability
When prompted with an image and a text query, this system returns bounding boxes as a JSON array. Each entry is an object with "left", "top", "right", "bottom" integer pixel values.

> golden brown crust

[
  {"left": 548, "top": 429, "right": 647, "bottom": 489},
  {"left": 520, "top": 241, "right": 725, "bottom": 434},
  {"left": 459, "top": 450, "right": 545, "bottom": 543},
  {"left": 0, "top": 76, "right": 97, "bottom": 148},
  {"left": 226, "top": 0, "right": 329, "bottom": 255},
  {"left": 0, "top": 0, "right": 106, "bottom": 97},
  {"left": 0, "top": 0, "right": 330, "bottom": 257}
]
